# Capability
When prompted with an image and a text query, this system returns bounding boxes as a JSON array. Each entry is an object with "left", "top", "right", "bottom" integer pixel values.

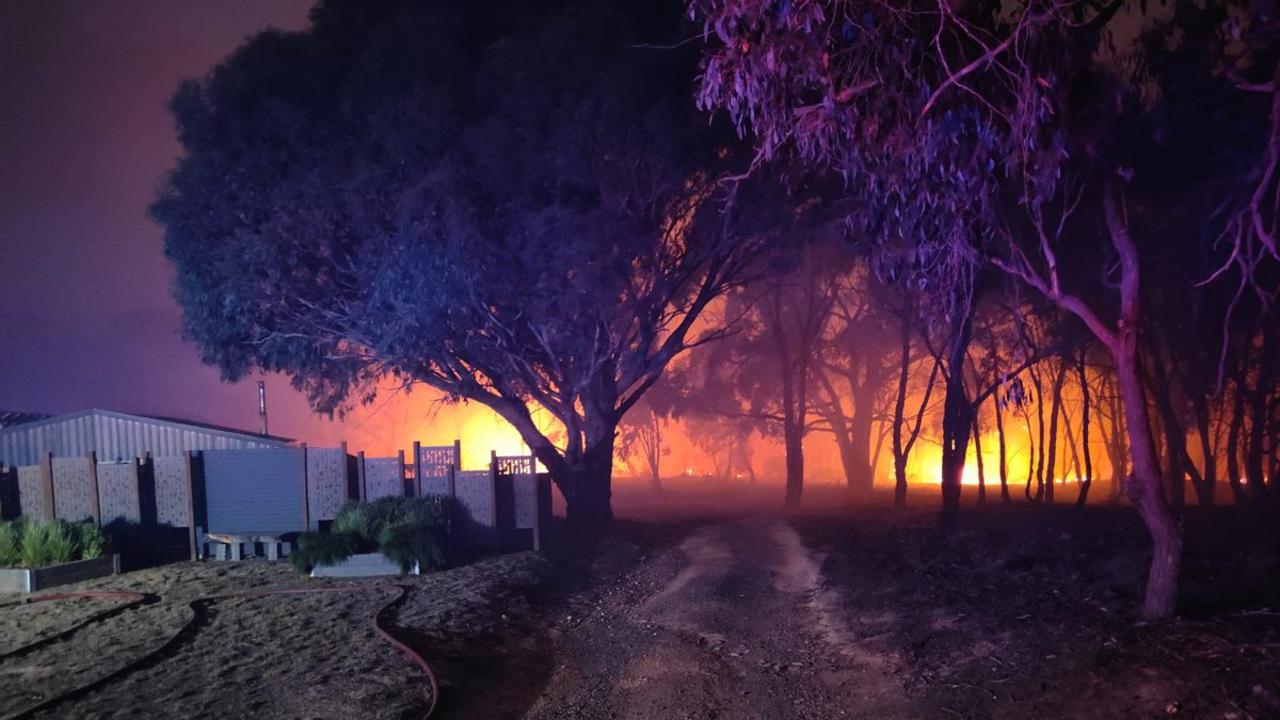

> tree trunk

[
  {"left": 1063, "top": 405, "right": 1084, "bottom": 485},
  {"left": 1114, "top": 342, "right": 1182, "bottom": 620},
  {"left": 1191, "top": 401, "right": 1215, "bottom": 506},
  {"left": 1149, "top": 347, "right": 1190, "bottom": 511},
  {"left": 1023, "top": 411, "right": 1037, "bottom": 502},
  {"left": 848, "top": 398, "right": 875, "bottom": 495},
  {"left": 995, "top": 388, "right": 1011, "bottom": 503},
  {"left": 834, "top": 430, "right": 858, "bottom": 492},
  {"left": 770, "top": 284, "right": 816, "bottom": 510},
  {"left": 940, "top": 304, "right": 975, "bottom": 521},
  {"left": 972, "top": 409, "right": 986, "bottom": 504},
  {"left": 1030, "top": 367, "right": 1046, "bottom": 502},
  {"left": 1247, "top": 321, "right": 1276, "bottom": 504},
  {"left": 1076, "top": 351, "right": 1094, "bottom": 508},
  {"left": 891, "top": 306, "right": 939, "bottom": 511},
  {"left": 892, "top": 309, "right": 913, "bottom": 510},
  {"left": 1227, "top": 373, "right": 1247, "bottom": 504},
  {"left": 817, "top": 372, "right": 858, "bottom": 493},
  {"left": 646, "top": 413, "right": 663, "bottom": 493},
  {"left": 1106, "top": 379, "right": 1128, "bottom": 503},
  {"left": 784, "top": 422, "right": 804, "bottom": 508},
  {"left": 560, "top": 434, "right": 617, "bottom": 531},
  {"left": 739, "top": 442, "right": 758, "bottom": 487},
  {"left": 1045, "top": 361, "right": 1068, "bottom": 504},
  {"left": 1105, "top": 180, "right": 1181, "bottom": 621}
]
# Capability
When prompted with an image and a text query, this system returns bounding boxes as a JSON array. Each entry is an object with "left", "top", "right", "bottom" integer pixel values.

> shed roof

[
  {"left": 0, "top": 408, "right": 292, "bottom": 444},
  {"left": 0, "top": 409, "right": 294, "bottom": 466},
  {"left": 0, "top": 410, "right": 51, "bottom": 429}
]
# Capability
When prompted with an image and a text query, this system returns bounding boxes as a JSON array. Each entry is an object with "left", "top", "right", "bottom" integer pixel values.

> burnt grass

[{"left": 792, "top": 503, "right": 1280, "bottom": 720}]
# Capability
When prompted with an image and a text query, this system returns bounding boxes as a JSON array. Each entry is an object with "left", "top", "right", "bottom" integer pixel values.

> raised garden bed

[
  {"left": 310, "top": 552, "right": 419, "bottom": 578},
  {"left": 0, "top": 554, "right": 121, "bottom": 593}
]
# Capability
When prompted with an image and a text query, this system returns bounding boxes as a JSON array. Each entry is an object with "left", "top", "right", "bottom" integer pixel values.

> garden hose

[
  {"left": 2, "top": 585, "right": 438, "bottom": 720},
  {"left": 0, "top": 591, "right": 153, "bottom": 663}
]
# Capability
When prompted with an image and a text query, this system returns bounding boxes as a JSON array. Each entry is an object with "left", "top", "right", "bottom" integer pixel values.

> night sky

[{"left": 0, "top": 1, "right": 504, "bottom": 456}]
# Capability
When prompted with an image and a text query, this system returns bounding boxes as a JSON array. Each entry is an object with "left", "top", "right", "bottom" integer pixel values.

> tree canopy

[
  {"left": 153, "top": 0, "right": 758, "bottom": 524},
  {"left": 688, "top": 0, "right": 1279, "bottom": 618}
]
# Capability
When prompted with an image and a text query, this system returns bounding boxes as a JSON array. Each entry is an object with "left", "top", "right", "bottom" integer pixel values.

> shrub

[
  {"left": 76, "top": 521, "right": 107, "bottom": 560},
  {"left": 289, "top": 530, "right": 363, "bottom": 573},
  {"left": 331, "top": 502, "right": 379, "bottom": 544},
  {"left": 291, "top": 496, "right": 449, "bottom": 574},
  {"left": 378, "top": 520, "right": 445, "bottom": 573}
]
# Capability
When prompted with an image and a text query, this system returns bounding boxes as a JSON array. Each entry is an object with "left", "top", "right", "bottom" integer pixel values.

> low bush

[
  {"left": 0, "top": 519, "right": 23, "bottom": 567},
  {"left": 0, "top": 519, "right": 111, "bottom": 569},
  {"left": 77, "top": 521, "right": 105, "bottom": 560},
  {"left": 289, "top": 530, "right": 364, "bottom": 572},
  {"left": 290, "top": 496, "right": 449, "bottom": 573}
]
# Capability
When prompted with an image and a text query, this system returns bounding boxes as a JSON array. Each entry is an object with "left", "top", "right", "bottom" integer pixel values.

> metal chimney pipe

[{"left": 257, "top": 380, "right": 269, "bottom": 436}]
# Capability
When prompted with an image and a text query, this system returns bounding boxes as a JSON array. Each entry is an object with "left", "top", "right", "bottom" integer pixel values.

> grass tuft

[{"left": 0, "top": 519, "right": 109, "bottom": 568}]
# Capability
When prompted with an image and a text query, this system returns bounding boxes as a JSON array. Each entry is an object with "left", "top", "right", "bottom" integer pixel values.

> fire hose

[{"left": 2, "top": 586, "right": 439, "bottom": 720}]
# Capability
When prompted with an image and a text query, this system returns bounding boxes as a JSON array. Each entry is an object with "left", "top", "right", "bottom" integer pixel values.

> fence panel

[
  {"left": 97, "top": 461, "right": 141, "bottom": 523},
  {"left": 16, "top": 465, "right": 44, "bottom": 520},
  {"left": 306, "top": 447, "right": 350, "bottom": 529},
  {"left": 363, "top": 457, "right": 404, "bottom": 501},
  {"left": 153, "top": 456, "right": 192, "bottom": 527},
  {"left": 453, "top": 469, "right": 496, "bottom": 547},
  {"left": 52, "top": 457, "right": 94, "bottom": 521},
  {"left": 202, "top": 448, "right": 306, "bottom": 535},
  {"left": 495, "top": 455, "right": 538, "bottom": 530},
  {"left": 416, "top": 443, "right": 458, "bottom": 496}
]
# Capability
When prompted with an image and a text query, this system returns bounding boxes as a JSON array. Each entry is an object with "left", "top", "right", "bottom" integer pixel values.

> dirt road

[{"left": 522, "top": 518, "right": 907, "bottom": 720}]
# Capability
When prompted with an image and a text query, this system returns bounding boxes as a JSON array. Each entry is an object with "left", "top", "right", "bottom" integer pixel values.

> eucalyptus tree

[
  {"left": 673, "top": 240, "right": 840, "bottom": 507},
  {"left": 689, "top": 0, "right": 1279, "bottom": 618},
  {"left": 154, "top": 0, "right": 761, "bottom": 527}
]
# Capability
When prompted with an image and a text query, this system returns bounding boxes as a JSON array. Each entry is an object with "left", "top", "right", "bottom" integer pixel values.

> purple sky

[{"left": 0, "top": 1, "right": 441, "bottom": 447}]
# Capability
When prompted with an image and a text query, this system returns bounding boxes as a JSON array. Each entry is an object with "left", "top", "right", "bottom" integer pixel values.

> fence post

[
  {"left": 412, "top": 441, "right": 422, "bottom": 497},
  {"left": 184, "top": 451, "right": 198, "bottom": 560},
  {"left": 300, "top": 443, "right": 311, "bottom": 531},
  {"left": 139, "top": 452, "right": 155, "bottom": 525},
  {"left": 453, "top": 439, "right": 462, "bottom": 470},
  {"left": 87, "top": 451, "right": 102, "bottom": 527},
  {"left": 398, "top": 449, "right": 408, "bottom": 497},
  {"left": 529, "top": 451, "right": 541, "bottom": 552},
  {"left": 446, "top": 463, "right": 458, "bottom": 556},
  {"left": 0, "top": 463, "right": 13, "bottom": 520},
  {"left": 132, "top": 455, "right": 145, "bottom": 524},
  {"left": 39, "top": 452, "right": 55, "bottom": 522},
  {"left": 340, "top": 441, "right": 351, "bottom": 502},
  {"left": 489, "top": 450, "right": 500, "bottom": 547},
  {"left": 357, "top": 451, "right": 367, "bottom": 503}
]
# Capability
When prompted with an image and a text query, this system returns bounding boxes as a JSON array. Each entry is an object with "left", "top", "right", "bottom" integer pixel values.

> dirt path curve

[{"left": 524, "top": 518, "right": 910, "bottom": 719}]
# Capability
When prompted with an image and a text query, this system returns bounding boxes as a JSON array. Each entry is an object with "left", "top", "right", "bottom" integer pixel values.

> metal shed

[
  {"left": 0, "top": 410, "right": 50, "bottom": 430},
  {"left": 0, "top": 409, "right": 292, "bottom": 466}
]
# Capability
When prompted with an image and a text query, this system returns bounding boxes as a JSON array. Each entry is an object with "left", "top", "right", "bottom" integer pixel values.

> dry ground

[
  {"left": 1, "top": 495, "right": 1278, "bottom": 720},
  {"left": 0, "top": 553, "right": 555, "bottom": 720}
]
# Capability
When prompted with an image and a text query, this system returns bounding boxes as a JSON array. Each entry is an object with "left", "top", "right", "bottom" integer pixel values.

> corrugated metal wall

[{"left": 0, "top": 410, "right": 287, "bottom": 466}]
